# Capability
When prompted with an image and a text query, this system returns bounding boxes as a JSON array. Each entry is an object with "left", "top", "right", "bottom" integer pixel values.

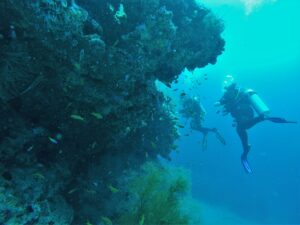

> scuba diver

[
  {"left": 216, "top": 80, "right": 297, "bottom": 173},
  {"left": 180, "top": 96, "right": 226, "bottom": 150}
]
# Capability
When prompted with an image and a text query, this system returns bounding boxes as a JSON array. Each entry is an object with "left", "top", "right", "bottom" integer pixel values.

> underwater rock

[
  {"left": 76, "top": 0, "right": 224, "bottom": 82},
  {"left": 0, "top": 0, "right": 224, "bottom": 224},
  {"left": 0, "top": 165, "right": 73, "bottom": 225}
]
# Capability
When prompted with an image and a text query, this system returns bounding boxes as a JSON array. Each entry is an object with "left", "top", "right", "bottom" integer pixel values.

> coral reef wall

[{"left": 0, "top": 0, "right": 224, "bottom": 224}]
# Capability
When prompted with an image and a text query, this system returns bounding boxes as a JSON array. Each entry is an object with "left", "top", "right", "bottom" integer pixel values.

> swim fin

[
  {"left": 266, "top": 117, "right": 298, "bottom": 124},
  {"left": 215, "top": 131, "right": 226, "bottom": 145},
  {"left": 241, "top": 155, "right": 252, "bottom": 174},
  {"left": 202, "top": 133, "right": 208, "bottom": 151}
]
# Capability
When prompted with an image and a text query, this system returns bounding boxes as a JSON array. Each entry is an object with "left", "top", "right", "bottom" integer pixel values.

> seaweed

[{"left": 117, "top": 162, "right": 199, "bottom": 225}]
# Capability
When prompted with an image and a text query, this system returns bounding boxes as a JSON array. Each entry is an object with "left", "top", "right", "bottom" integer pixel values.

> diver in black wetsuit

[
  {"left": 190, "top": 115, "right": 220, "bottom": 150},
  {"left": 180, "top": 97, "right": 226, "bottom": 150},
  {"left": 217, "top": 83, "right": 297, "bottom": 173}
]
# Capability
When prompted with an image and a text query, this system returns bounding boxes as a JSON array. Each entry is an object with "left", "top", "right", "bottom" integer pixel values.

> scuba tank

[{"left": 245, "top": 89, "right": 270, "bottom": 115}]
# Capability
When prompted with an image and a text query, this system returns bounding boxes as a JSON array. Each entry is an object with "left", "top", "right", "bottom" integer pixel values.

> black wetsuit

[
  {"left": 190, "top": 116, "right": 216, "bottom": 134},
  {"left": 220, "top": 87, "right": 292, "bottom": 159},
  {"left": 190, "top": 116, "right": 217, "bottom": 150},
  {"left": 220, "top": 84, "right": 296, "bottom": 173},
  {"left": 228, "top": 91, "right": 265, "bottom": 157},
  {"left": 181, "top": 97, "right": 226, "bottom": 149}
]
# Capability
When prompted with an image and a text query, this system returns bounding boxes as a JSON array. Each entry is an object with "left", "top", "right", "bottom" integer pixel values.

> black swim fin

[
  {"left": 267, "top": 117, "right": 298, "bottom": 124},
  {"left": 241, "top": 155, "right": 252, "bottom": 174},
  {"left": 215, "top": 131, "right": 226, "bottom": 145}
]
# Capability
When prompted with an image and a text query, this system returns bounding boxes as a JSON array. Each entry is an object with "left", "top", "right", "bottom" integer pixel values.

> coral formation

[
  {"left": 116, "top": 162, "right": 194, "bottom": 225},
  {"left": 0, "top": 0, "right": 224, "bottom": 224}
]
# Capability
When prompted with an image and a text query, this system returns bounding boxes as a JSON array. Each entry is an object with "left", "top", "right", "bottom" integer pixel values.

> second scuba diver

[
  {"left": 216, "top": 81, "right": 297, "bottom": 173},
  {"left": 180, "top": 96, "right": 226, "bottom": 150}
]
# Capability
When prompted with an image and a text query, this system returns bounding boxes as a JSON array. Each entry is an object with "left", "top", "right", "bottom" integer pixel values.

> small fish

[
  {"left": 112, "top": 39, "right": 119, "bottom": 47},
  {"left": 65, "top": 102, "right": 72, "bottom": 109},
  {"left": 26, "top": 145, "right": 34, "bottom": 152},
  {"left": 48, "top": 137, "right": 58, "bottom": 144},
  {"left": 173, "top": 88, "right": 178, "bottom": 91},
  {"left": 85, "top": 189, "right": 97, "bottom": 194},
  {"left": 150, "top": 141, "right": 157, "bottom": 149},
  {"left": 139, "top": 214, "right": 145, "bottom": 225},
  {"left": 177, "top": 124, "right": 185, "bottom": 128},
  {"left": 68, "top": 188, "right": 79, "bottom": 194},
  {"left": 33, "top": 172, "right": 45, "bottom": 180},
  {"left": 91, "top": 112, "right": 103, "bottom": 119},
  {"left": 184, "top": 134, "right": 190, "bottom": 136},
  {"left": 101, "top": 216, "right": 113, "bottom": 225},
  {"left": 74, "top": 62, "right": 81, "bottom": 71},
  {"left": 108, "top": 185, "right": 119, "bottom": 193},
  {"left": 91, "top": 142, "right": 97, "bottom": 149},
  {"left": 180, "top": 93, "right": 186, "bottom": 97},
  {"left": 70, "top": 114, "right": 85, "bottom": 121}
]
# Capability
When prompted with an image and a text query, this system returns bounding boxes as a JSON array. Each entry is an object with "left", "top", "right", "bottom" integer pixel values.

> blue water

[{"left": 171, "top": 1, "right": 300, "bottom": 224}]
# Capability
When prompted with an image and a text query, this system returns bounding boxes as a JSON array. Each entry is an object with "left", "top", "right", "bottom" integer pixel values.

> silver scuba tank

[{"left": 245, "top": 89, "right": 270, "bottom": 115}]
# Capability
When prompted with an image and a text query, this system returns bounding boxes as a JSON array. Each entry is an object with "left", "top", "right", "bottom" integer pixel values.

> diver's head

[
  {"left": 225, "top": 82, "right": 237, "bottom": 91},
  {"left": 222, "top": 74, "right": 235, "bottom": 90},
  {"left": 220, "top": 82, "right": 239, "bottom": 104}
]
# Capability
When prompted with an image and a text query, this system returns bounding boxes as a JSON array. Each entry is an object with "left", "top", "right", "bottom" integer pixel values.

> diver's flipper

[
  {"left": 241, "top": 156, "right": 252, "bottom": 174},
  {"left": 214, "top": 131, "right": 226, "bottom": 146},
  {"left": 202, "top": 133, "right": 208, "bottom": 151},
  {"left": 267, "top": 117, "right": 298, "bottom": 124}
]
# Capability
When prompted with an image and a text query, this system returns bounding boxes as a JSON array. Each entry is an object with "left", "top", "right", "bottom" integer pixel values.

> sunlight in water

[
  {"left": 198, "top": 0, "right": 277, "bottom": 15},
  {"left": 243, "top": 0, "right": 277, "bottom": 15}
]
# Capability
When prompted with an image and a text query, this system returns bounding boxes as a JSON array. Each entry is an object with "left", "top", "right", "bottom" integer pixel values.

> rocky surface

[{"left": 0, "top": 0, "right": 224, "bottom": 224}]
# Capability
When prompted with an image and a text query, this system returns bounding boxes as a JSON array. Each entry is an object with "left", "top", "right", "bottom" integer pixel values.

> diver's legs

[
  {"left": 236, "top": 126, "right": 250, "bottom": 157},
  {"left": 237, "top": 125, "right": 252, "bottom": 173},
  {"left": 243, "top": 115, "right": 297, "bottom": 131},
  {"left": 197, "top": 127, "right": 226, "bottom": 148},
  {"left": 202, "top": 132, "right": 208, "bottom": 151},
  {"left": 244, "top": 115, "right": 265, "bottom": 129}
]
